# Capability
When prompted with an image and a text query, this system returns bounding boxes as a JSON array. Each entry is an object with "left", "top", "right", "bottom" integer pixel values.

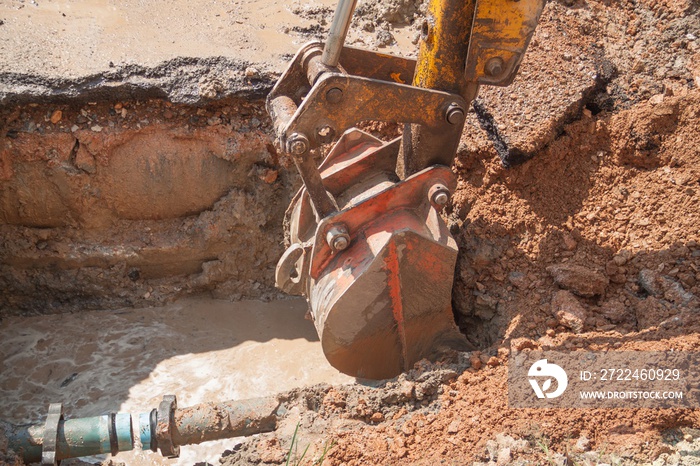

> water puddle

[{"left": 0, "top": 296, "right": 354, "bottom": 465}]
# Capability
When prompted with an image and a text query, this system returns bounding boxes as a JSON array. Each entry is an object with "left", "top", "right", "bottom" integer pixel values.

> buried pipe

[{"left": 3, "top": 395, "right": 281, "bottom": 464}]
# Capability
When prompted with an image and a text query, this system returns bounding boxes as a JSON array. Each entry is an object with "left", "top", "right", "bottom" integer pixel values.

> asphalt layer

[{"left": 0, "top": 0, "right": 334, "bottom": 104}]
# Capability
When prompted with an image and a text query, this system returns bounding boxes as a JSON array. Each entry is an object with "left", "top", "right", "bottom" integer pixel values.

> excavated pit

[{"left": 1, "top": 97, "right": 300, "bottom": 314}]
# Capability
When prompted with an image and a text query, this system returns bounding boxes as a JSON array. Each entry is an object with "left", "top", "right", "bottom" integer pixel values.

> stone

[
  {"left": 551, "top": 290, "right": 587, "bottom": 333},
  {"left": 469, "top": 352, "right": 483, "bottom": 370},
  {"left": 447, "top": 420, "right": 461, "bottom": 434},
  {"left": 574, "top": 435, "right": 590, "bottom": 452},
  {"left": 474, "top": 293, "right": 498, "bottom": 320},
  {"left": 599, "top": 300, "right": 627, "bottom": 324},
  {"left": 639, "top": 268, "right": 664, "bottom": 296},
  {"left": 50, "top": 109, "right": 62, "bottom": 124},
  {"left": 74, "top": 146, "right": 97, "bottom": 174},
  {"left": 375, "top": 30, "right": 395, "bottom": 47},
  {"left": 561, "top": 231, "right": 577, "bottom": 251},
  {"left": 496, "top": 448, "right": 512, "bottom": 465},
  {"left": 547, "top": 264, "right": 608, "bottom": 297},
  {"left": 244, "top": 67, "right": 260, "bottom": 79},
  {"left": 639, "top": 269, "right": 697, "bottom": 306},
  {"left": 508, "top": 271, "right": 527, "bottom": 289}
]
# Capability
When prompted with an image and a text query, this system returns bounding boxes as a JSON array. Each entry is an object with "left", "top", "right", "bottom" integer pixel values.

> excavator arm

[{"left": 267, "top": 0, "right": 545, "bottom": 379}]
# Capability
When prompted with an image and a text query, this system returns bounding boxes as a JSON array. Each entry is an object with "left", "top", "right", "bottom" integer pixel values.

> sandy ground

[{"left": 0, "top": 297, "right": 353, "bottom": 465}]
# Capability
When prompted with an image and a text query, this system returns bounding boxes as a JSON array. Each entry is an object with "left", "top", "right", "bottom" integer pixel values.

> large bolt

[
  {"left": 485, "top": 57, "right": 505, "bottom": 77},
  {"left": 326, "top": 224, "right": 350, "bottom": 252},
  {"left": 325, "top": 87, "right": 343, "bottom": 104},
  {"left": 429, "top": 184, "right": 450, "bottom": 207},
  {"left": 287, "top": 133, "right": 310, "bottom": 155},
  {"left": 445, "top": 103, "right": 465, "bottom": 125}
]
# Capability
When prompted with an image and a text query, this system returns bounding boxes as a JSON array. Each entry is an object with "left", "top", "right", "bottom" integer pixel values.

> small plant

[
  {"left": 286, "top": 423, "right": 310, "bottom": 466},
  {"left": 285, "top": 422, "right": 337, "bottom": 466},
  {"left": 534, "top": 435, "right": 560, "bottom": 466},
  {"left": 313, "top": 438, "right": 337, "bottom": 466}
]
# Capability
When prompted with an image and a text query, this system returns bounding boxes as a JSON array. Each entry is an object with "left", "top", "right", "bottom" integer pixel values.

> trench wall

[{"left": 0, "top": 99, "right": 300, "bottom": 315}]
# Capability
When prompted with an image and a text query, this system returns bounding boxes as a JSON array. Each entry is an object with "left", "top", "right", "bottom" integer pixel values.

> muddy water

[{"left": 0, "top": 296, "right": 354, "bottom": 465}]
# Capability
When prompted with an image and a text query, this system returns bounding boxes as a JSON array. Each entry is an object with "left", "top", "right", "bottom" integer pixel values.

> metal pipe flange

[
  {"left": 41, "top": 403, "right": 64, "bottom": 466},
  {"left": 156, "top": 395, "right": 179, "bottom": 458}
]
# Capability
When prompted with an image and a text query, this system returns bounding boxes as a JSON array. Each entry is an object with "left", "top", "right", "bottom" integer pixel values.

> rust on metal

[
  {"left": 464, "top": 0, "right": 547, "bottom": 86},
  {"left": 171, "top": 397, "right": 279, "bottom": 446}
]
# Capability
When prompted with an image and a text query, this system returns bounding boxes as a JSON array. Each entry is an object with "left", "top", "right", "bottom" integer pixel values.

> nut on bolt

[
  {"left": 429, "top": 184, "right": 450, "bottom": 207},
  {"left": 326, "top": 224, "right": 350, "bottom": 252},
  {"left": 287, "top": 133, "right": 310, "bottom": 156},
  {"left": 445, "top": 103, "right": 465, "bottom": 125},
  {"left": 485, "top": 57, "right": 505, "bottom": 78}
]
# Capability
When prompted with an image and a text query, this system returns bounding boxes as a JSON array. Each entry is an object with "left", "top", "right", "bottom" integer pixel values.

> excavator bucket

[
  {"left": 267, "top": 0, "right": 545, "bottom": 379},
  {"left": 276, "top": 129, "right": 468, "bottom": 379}
]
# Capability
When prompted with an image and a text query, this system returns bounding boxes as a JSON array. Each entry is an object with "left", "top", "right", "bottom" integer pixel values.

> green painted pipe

[
  {"left": 2, "top": 396, "right": 281, "bottom": 463},
  {"left": 3, "top": 413, "right": 133, "bottom": 464}
]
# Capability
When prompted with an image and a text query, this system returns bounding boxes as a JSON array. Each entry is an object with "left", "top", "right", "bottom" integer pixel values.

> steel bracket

[{"left": 267, "top": 41, "right": 464, "bottom": 151}]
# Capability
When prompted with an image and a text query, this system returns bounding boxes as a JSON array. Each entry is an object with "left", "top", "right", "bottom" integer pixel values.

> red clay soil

[{"left": 317, "top": 85, "right": 700, "bottom": 464}]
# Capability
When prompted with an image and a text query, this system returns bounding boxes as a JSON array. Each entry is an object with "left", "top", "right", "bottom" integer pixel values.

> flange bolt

[
  {"left": 485, "top": 57, "right": 505, "bottom": 77},
  {"left": 326, "top": 87, "right": 343, "bottom": 104}
]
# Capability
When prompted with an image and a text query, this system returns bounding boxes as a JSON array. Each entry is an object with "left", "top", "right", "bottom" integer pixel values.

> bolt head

[
  {"left": 429, "top": 184, "right": 450, "bottom": 207},
  {"left": 433, "top": 191, "right": 449, "bottom": 206},
  {"left": 332, "top": 236, "right": 349, "bottom": 251},
  {"left": 326, "top": 87, "right": 343, "bottom": 104},
  {"left": 326, "top": 224, "right": 350, "bottom": 252}
]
